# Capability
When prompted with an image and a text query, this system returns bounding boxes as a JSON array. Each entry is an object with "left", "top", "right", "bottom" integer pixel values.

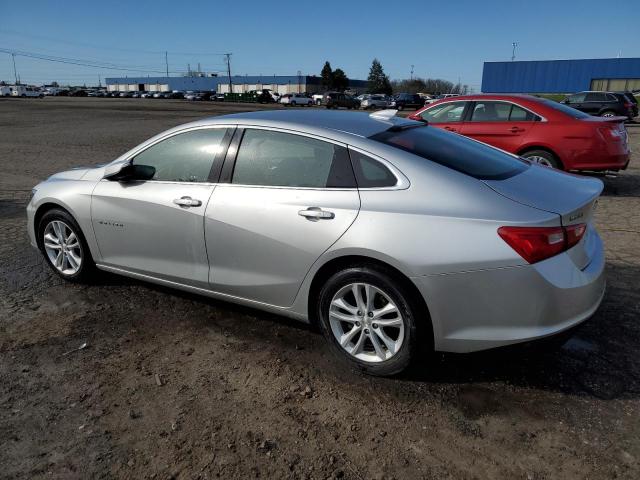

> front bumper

[{"left": 413, "top": 231, "right": 606, "bottom": 353}]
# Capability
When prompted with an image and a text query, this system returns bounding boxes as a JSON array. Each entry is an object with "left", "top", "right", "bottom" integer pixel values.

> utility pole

[
  {"left": 165, "top": 51, "right": 169, "bottom": 77},
  {"left": 12, "top": 53, "right": 18, "bottom": 84},
  {"left": 98, "top": 75, "right": 101, "bottom": 87},
  {"left": 511, "top": 42, "right": 518, "bottom": 61},
  {"left": 225, "top": 53, "right": 232, "bottom": 94},
  {"left": 410, "top": 64, "right": 414, "bottom": 80}
]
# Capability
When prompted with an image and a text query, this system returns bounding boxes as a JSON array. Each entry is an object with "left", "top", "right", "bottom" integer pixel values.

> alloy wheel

[
  {"left": 328, "top": 283, "right": 405, "bottom": 363},
  {"left": 527, "top": 155, "right": 553, "bottom": 167},
  {"left": 43, "top": 220, "right": 83, "bottom": 275}
]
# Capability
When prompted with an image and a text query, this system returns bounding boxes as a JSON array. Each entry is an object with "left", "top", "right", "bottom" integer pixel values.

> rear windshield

[
  {"left": 370, "top": 126, "right": 528, "bottom": 180},
  {"left": 539, "top": 99, "right": 591, "bottom": 119}
]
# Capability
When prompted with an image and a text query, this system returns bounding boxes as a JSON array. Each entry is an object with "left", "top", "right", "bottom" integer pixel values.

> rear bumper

[
  {"left": 413, "top": 231, "right": 606, "bottom": 353},
  {"left": 570, "top": 151, "right": 630, "bottom": 171}
]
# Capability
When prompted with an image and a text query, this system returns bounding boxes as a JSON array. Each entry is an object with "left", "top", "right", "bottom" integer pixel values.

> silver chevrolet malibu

[{"left": 27, "top": 110, "right": 606, "bottom": 376}]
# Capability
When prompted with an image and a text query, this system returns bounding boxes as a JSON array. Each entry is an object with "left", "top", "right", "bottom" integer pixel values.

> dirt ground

[{"left": 1, "top": 97, "right": 639, "bottom": 480}]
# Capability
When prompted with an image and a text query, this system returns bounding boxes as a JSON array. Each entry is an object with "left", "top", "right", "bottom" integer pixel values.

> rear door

[
  {"left": 585, "top": 92, "right": 607, "bottom": 114},
  {"left": 565, "top": 92, "right": 587, "bottom": 113},
  {"left": 205, "top": 128, "right": 360, "bottom": 307},
  {"left": 459, "top": 101, "right": 539, "bottom": 153}
]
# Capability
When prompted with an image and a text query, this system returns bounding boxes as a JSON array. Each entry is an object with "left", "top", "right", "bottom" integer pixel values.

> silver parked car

[
  {"left": 360, "top": 94, "right": 390, "bottom": 110},
  {"left": 27, "top": 110, "right": 605, "bottom": 376}
]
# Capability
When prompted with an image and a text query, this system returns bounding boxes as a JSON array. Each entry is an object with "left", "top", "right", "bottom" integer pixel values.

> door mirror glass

[{"left": 107, "top": 164, "right": 156, "bottom": 182}]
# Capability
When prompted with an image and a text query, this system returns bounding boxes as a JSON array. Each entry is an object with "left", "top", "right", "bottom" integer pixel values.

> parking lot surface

[{"left": 1, "top": 97, "right": 639, "bottom": 479}]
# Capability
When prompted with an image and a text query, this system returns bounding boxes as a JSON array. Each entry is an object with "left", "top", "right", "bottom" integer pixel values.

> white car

[
  {"left": 11, "top": 85, "right": 44, "bottom": 98},
  {"left": 1, "top": 86, "right": 11, "bottom": 97},
  {"left": 141, "top": 92, "right": 155, "bottom": 98},
  {"left": 280, "top": 93, "right": 313, "bottom": 106},
  {"left": 360, "top": 94, "right": 389, "bottom": 110},
  {"left": 425, "top": 93, "right": 460, "bottom": 105},
  {"left": 312, "top": 93, "right": 324, "bottom": 105}
]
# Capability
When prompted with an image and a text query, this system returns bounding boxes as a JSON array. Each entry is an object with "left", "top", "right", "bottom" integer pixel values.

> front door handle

[
  {"left": 444, "top": 126, "right": 457, "bottom": 132},
  {"left": 510, "top": 126, "right": 525, "bottom": 133},
  {"left": 298, "top": 207, "right": 335, "bottom": 220},
  {"left": 173, "top": 196, "right": 202, "bottom": 207}
]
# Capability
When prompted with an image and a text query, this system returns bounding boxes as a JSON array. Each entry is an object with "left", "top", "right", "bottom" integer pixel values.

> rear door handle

[
  {"left": 298, "top": 207, "right": 335, "bottom": 220},
  {"left": 173, "top": 196, "right": 202, "bottom": 207}
]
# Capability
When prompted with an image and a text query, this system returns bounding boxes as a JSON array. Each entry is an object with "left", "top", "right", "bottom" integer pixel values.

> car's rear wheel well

[
  {"left": 308, "top": 255, "right": 433, "bottom": 346},
  {"left": 517, "top": 146, "right": 564, "bottom": 169}
]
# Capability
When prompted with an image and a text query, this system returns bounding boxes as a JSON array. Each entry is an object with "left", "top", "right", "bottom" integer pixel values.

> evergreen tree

[
  {"left": 367, "top": 59, "right": 392, "bottom": 95},
  {"left": 332, "top": 68, "right": 349, "bottom": 91},
  {"left": 321, "top": 61, "right": 333, "bottom": 90}
]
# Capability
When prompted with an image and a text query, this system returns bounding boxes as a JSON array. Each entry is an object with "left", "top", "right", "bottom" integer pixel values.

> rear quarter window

[{"left": 370, "top": 126, "right": 528, "bottom": 180}]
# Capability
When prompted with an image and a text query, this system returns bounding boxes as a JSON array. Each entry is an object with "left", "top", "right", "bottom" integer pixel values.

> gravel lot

[{"left": 1, "top": 97, "right": 639, "bottom": 479}]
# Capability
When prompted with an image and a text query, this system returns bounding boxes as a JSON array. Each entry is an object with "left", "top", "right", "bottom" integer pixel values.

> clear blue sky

[{"left": 1, "top": 0, "right": 638, "bottom": 89}]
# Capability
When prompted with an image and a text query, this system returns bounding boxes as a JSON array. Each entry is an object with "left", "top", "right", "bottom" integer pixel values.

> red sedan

[{"left": 408, "top": 94, "right": 630, "bottom": 171}]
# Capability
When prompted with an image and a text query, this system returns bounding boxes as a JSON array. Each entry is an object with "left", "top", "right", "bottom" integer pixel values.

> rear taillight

[
  {"left": 498, "top": 224, "right": 587, "bottom": 264},
  {"left": 599, "top": 126, "right": 622, "bottom": 141}
]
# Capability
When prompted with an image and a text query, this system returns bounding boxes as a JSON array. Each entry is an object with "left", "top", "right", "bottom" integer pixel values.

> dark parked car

[
  {"left": 562, "top": 91, "right": 636, "bottom": 120},
  {"left": 389, "top": 93, "right": 424, "bottom": 111},
  {"left": 619, "top": 92, "right": 639, "bottom": 117},
  {"left": 322, "top": 91, "right": 359, "bottom": 109},
  {"left": 69, "top": 89, "right": 88, "bottom": 97}
]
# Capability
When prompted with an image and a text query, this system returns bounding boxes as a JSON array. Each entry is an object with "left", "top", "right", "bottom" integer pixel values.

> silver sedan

[{"left": 27, "top": 110, "right": 605, "bottom": 376}]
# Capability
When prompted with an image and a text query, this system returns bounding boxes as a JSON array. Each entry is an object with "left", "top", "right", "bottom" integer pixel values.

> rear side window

[
  {"left": 586, "top": 92, "right": 607, "bottom": 102},
  {"left": 349, "top": 149, "right": 397, "bottom": 188},
  {"left": 232, "top": 129, "right": 355, "bottom": 188},
  {"left": 370, "top": 126, "right": 528, "bottom": 180}
]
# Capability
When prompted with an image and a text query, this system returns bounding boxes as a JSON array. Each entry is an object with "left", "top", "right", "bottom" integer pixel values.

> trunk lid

[{"left": 483, "top": 164, "right": 603, "bottom": 269}]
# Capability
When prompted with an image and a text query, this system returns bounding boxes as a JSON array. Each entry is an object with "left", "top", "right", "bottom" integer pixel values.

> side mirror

[
  {"left": 561, "top": 99, "right": 570, "bottom": 104},
  {"left": 105, "top": 163, "right": 155, "bottom": 182}
]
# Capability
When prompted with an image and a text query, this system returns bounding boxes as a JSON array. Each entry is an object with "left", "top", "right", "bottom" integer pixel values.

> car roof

[{"left": 201, "top": 110, "right": 419, "bottom": 138}]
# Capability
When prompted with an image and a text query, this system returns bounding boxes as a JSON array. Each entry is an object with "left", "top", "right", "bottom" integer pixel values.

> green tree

[
  {"left": 367, "top": 59, "right": 392, "bottom": 95},
  {"left": 321, "top": 61, "right": 333, "bottom": 90},
  {"left": 331, "top": 68, "right": 349, "bottom": 91}
]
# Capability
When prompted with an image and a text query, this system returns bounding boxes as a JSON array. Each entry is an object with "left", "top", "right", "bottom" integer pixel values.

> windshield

[
  {"left": 370, "top": 126, "right": 528, "bottom": 180},
  {"left": 539, "top": 98, "right": 591, "bottom": 119}
]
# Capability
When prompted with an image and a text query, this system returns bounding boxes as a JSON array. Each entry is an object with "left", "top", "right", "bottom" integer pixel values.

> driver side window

[
  {"left": 420, "top": 101, "right": 467, "bottom": 123},
  {"left": 132, "top": 128, "right": 228, "bottom": 182}
]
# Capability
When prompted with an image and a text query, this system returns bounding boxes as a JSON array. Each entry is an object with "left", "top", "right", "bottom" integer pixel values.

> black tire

[
  {"left": 520, "top": 149, "right": 561, "bottom": 169},
  {"left": 316, "top": 99, "right": 322, "bottom": 106},
  {"left": 37, "top": 208, "right": 97, "bottom": 283},
  {"left": 600, "top": 110, "right": 616, "bottom": 118},
  {"left": 316, "top": 266, "right": 421, "bottom": 376}
]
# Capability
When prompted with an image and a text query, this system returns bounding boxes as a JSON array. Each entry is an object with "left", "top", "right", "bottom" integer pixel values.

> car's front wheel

[
  {"left": 38, "top": 208, "right": 96, "bottom": 282},
  {"left": 317, "top": 266, "right": 419, "bottom": 376}
]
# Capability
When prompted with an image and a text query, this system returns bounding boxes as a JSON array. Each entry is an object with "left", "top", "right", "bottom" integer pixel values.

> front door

[
  {"left": 92, "top": 127, "right": 230, "bottom": 287},
  {"left": 205, "top": 128, "right": 360, "bottom": 307},
  {"left": 459, "top": 101, "right": 538, "bottom": 154}
]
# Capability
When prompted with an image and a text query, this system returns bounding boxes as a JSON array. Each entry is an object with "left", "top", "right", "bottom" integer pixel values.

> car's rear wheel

[
  {"left": 396, "top": 104, "right": 404, "bottom": 111},
  {"left": 317, "top": 267, "right": 419, "bottom": 376},
  {"left": 600, "top": 110, "right": 616, "bottom": 118},
  {"left": 521, "top": 149, "right": 560, "bottom": 169},
  {"left": 38, "top": 208, "right": 96, "bottom": 282}
]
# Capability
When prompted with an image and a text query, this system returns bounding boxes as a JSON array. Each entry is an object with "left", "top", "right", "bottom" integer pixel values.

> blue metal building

[
  {"left": 105, "top": 75, "right": 368, "bottom": 94},
  {"left": 482, "top": 58, "right": 640, "bottom": 93}
]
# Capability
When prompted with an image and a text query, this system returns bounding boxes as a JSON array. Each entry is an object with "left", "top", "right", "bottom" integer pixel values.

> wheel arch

[{"left": 307, "top": 254, "right": 434, "bottom": 348}]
